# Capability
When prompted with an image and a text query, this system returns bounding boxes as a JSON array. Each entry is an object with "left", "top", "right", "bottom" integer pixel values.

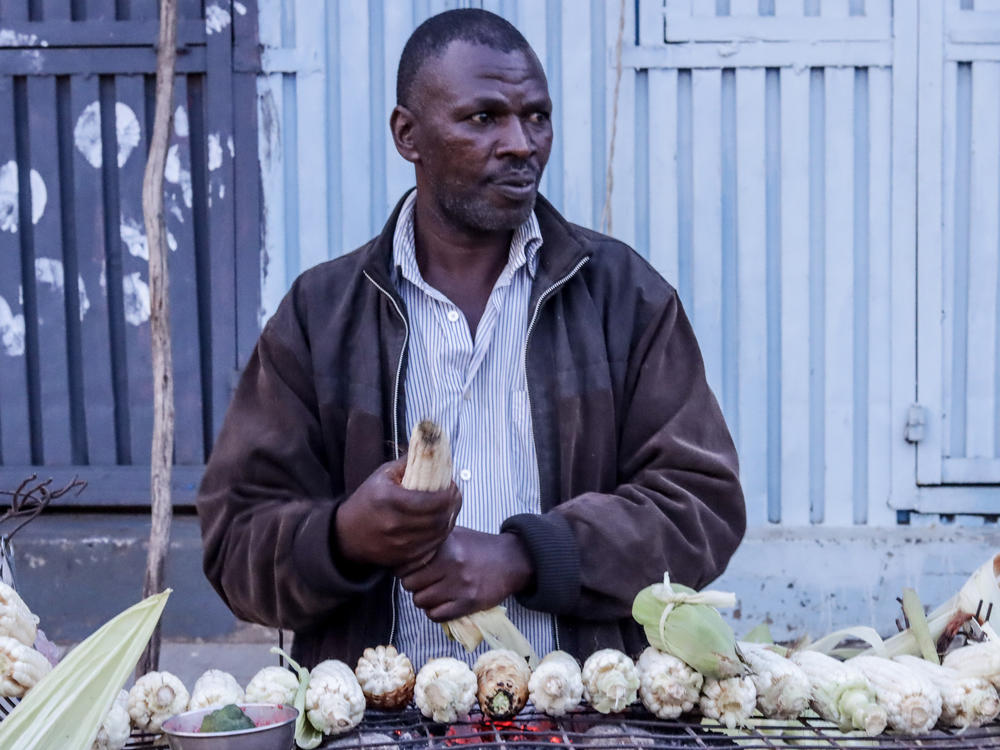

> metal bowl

[{"left": 160, "top": 703, "right": 298, "bottom": 750}]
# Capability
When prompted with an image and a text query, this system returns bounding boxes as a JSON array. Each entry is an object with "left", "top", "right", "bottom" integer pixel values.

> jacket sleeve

[
  {"left": 197, "top": 282, "right": 383, "bottom": 630},
  {"left": 503, "top": 288, "right": 746, "bottom": 619}
]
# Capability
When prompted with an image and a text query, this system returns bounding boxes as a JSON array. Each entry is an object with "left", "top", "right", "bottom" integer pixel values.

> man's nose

[{"left": 497, "top": 117, "right": 534, "bottom": 158}]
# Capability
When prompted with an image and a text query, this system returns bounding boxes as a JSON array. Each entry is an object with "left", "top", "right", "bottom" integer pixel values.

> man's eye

[
  {"left": 528, "top": 111, "right": 550, "bottom": 124},
  {"left": 470, "top": 113, "right": 493, "bottom": 124}
]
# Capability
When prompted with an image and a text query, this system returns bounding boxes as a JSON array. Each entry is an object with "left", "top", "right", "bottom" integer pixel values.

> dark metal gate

[{"left": 0, "top": 0, "right": 260, "bottom": 506}]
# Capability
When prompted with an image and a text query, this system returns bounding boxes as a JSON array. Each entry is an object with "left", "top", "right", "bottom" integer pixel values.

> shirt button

[
  {"left": 459, "top": 469, "right": 472, "bottom": 481},
  {"left": 446, "top": 310, "right": 460, "bottom": 322}
]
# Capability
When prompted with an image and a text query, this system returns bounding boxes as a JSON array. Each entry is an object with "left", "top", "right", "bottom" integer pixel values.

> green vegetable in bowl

[{"left": 199, "top": 703, "right": 256, "bottom": 732}]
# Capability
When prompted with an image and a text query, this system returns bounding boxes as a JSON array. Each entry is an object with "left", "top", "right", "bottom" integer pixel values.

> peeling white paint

[
  {"left": 0, "top": 161, "right": 47, "bottom": 233},
  {"left": 205, "top": 4, "right": 232, "bottom": 35},
  {"left": 0, "top": 295, "right": 25, "bottom": 357},
  {"left": 99, "top": 260, "right": 106, "bottom": 290},
  {"left": 0, "top": 29, "right": 48, "bottom": 47},
  {"left": 174, "top": 105, "right": 189, "bottom": 138},
  {"left": 165, "top": 145, "right": 193, "bottom": 208},
  {"left": 234, "top": 1, "right": 248, "bottom": 16},
  {"left": 73, "top": 101, "right": 142, "bottom": 169},
  {"left": 78, "top": 275, "right": 90, "bottom": 320},
  {"left": 35, "top": 257, "right": 64, "bottom": 290},
  {"left": 120, "top": 218, "right": 148, "bottom": 261},
  {"left": 218, "top": 183, "right": 226, "bottom": 200},
  {"left": 208, "top": 133, "right": 223, "bottom": 171},
  {"left": 227, "top": 135, "right": 235, "bottom": 158},
  {"left": 169, "top": 202, "right": 185, "bottom": 224},
  {"left": 25, "top": 554, "right": 45, "bottom": 568},
  {"left": 167, "top": 230, "right": 177, "bottom": 252},
  {"left": 122, "top": 272, "right": 150, "bottom": 326}
]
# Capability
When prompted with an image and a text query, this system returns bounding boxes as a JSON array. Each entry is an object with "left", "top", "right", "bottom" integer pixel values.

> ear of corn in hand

[
  {"left": 306, "top": 659, "right": 366, "bottom": 735},
  {"left": 698, "top": 675, "right": 757, "bottom": 730},
  {"left": 737, "top": 641, "right": 810, "bottom": 720},
  {"left": 0, "top": 580, "right": 39, "bottom": 647},
  {"left": 473, "top": 649, "right": 530, "bottom": 720},
  {"left": 848, "top": 655, "right": 942, "bottom": 734},
  {"left": 632, "top": 573, "right": 742, "bottom": 680},
  {"left": 581, "top": 649, "right": 639, "bottom": 714},
  {"left": 636, "top": 646, "right": 703, "bottom": 720},
  {"left": 127, "top": 670, "right": 190, "bottom": 733},
  {"left": 528, "top": 650, "right": 583, "bottom": 717},
  {"left": 188, "top": 668, "right": 244, "bottom": 710},
  {"left": 894, "top": 653, "right": 1000, "bottom": 728},
  {"left": 245, "top": 664, "right": 299, "bottom": 705},
  {"left": 414, "top": 656, "right": 477, "bottom": 723},
  {"left": 355, "top": 644, "right": 415, "bottom": 710},
  {"left": 402, "top": 420, "right": 538, "bottom": 668},
  {"left": 790, "top": 649, "right": 887, "bottom": 735}
]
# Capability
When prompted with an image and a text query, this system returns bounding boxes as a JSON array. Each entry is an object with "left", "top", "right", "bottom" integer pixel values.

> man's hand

[
  {"left": 334, "top": 456, "right": 462, "bottom": 569},
  {"left": 396, "top": 527, "right": 533, "bottom": 622}
]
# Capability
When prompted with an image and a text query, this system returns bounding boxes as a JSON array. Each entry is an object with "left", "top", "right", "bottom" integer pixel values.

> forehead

[{"left": 416, "top": 39, "right": 549, "bottom": 107}]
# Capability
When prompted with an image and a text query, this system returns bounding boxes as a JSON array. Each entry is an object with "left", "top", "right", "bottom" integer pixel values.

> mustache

[{"left": 492, "top": 161, "right": 540, "bottom": 182}]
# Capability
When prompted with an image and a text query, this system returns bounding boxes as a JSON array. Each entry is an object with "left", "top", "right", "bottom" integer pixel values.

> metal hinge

[{"left": 904, "top": 404, "right": 927, "bottom": 444}]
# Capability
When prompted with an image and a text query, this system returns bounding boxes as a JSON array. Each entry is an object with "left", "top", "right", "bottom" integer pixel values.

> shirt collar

[{"left": 391, "top": 190, "right": 543, "bottom": 290}]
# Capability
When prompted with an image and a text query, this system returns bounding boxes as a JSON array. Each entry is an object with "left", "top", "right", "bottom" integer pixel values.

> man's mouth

[{"left": 492, "top": 173, "right": 538, "bottom": 199}]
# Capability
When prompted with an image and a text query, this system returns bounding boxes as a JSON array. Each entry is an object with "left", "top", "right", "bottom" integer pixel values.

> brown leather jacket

[{"left": 197, "top": 193, "right": 745, "bottom": 668}]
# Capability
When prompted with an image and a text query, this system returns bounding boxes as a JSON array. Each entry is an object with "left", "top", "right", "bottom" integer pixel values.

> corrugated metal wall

[{"left": 255, "top": 0, "right": 1000, "bottom": 527}]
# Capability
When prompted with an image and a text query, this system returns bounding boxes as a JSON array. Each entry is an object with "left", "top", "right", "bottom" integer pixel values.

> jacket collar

[{"left": 361, "top": 189, "right": 592, "bottom": 303}]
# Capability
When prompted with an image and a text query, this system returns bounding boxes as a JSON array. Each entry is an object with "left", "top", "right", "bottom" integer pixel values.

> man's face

[{"left": 404, "top": 40, "right": 553, "bottom": 233}]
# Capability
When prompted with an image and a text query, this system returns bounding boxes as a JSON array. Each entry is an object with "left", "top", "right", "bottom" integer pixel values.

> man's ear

[{"left": 390, "top": 105, "right": 420, "bottom": 164}]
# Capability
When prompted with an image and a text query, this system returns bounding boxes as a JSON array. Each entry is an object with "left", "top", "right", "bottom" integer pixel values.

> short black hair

[{"left": 396, "top": 9, "right": 535, "bottom": 108}]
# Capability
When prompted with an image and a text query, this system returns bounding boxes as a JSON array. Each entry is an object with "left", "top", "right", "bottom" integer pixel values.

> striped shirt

[{"left": 391, "top": 191, "right": 556, "bottom": 668}]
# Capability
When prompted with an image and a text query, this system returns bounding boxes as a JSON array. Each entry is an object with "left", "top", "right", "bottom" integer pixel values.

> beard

[{"left": 433, "top": 171, "right": 540, "bottom": 233}]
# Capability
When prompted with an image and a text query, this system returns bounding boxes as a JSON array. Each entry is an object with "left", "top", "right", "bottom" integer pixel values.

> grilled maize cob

[
  {"left": 699, "top": 675, "right": 756, "bottom": 730},
  {"left": 849, "top": 655, "right": 942, "bottom": 734},
  {"left": 942, "top": 640, "right": 1000, "bottom": 690},
  {"left": 635, "top": 646, "right": 703, "bottom": 719},
  {"left": 581, "top": 649, "right": 639, "bottom": 714},
  {"left": 127, "top": 670, "right": 189, "bottom": 733},
  {"left": 895, "top": 654, "right": 1000, "bottom": 728},
  {"left": 91, "top": 689, "right": 130, "bottom": 750},
  {"left": 245, "top": 665, "right": 299, "bottom": 705},
  {"left": 474, "top": 649, "right": 530, "bottom": 720},
  {"left": 0, "top": 581, "right": 39, "bottom": 647},
  {"left": 738, "top": 641, "right": 810, "bottom": 720},
  {"left": 306, "top": 659, "right": 366, "bottom": 735},
  {"left": 188, "top": 668, "right": 245, "bottom": 710},
  {"left": 528, "top": 650, "right": 583, "bottom": 717},
  {"left": 355, "top": 645, "right": 415, "bottom": 710},
  {"left": 0, "top": 635, "right": 51, "bottom": 697},
  {"left": 790, "top": 649, "right": 887, "bottom": 735},
  {"left": 414, "top": 656, "right": 477, "bottom": 723}
]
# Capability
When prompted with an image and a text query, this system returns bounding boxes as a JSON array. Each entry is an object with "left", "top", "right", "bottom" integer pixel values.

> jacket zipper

[
  {"left": 522, "top": 256, "right": 590, "bottom": 652},
  {"left": 363, "top": 269, "right": 409, "bottom": 646}
]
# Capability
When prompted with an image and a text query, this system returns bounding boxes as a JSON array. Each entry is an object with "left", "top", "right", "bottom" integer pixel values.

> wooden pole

[{"left": 137, "top": 0, "right": 178, "bottom": 678}]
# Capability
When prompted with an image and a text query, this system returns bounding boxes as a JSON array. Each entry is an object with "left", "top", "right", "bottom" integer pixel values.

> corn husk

[
  {"left": 270, "top": 647, "right": 322, "bottom": 750},
  {"left": 632, "top": 572, "right": 741, "bottom": 679},
  {"left": 0, "top": 590, "right": 169, "bottom": 750}
]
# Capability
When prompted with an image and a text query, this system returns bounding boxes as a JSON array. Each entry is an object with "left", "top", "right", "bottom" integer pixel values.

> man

[{"left": 197, "top": 9, "right": 745, "bottom": 669}]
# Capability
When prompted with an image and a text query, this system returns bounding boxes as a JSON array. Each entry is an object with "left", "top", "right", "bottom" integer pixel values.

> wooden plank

[
  {"left": 946, "top": 43, "right": 1000, "bottom": 61},
  {"left": 165, "top": 75, "right": 204, "bottom": 465},
  {"left": 517, "top": 0, "right": 547, "bottom": 68},
  {"left": 735, "top": 67, "right": 768, "bottom": 527},
  {"left": 647, "top": 69, "right": 678, "bottom": 285},
  {"left": 204, "top": 0, "right": 238, "bottom": 446},
  {"left": 0, "top": 20, "right": 206, "bottom": 47},
  {"left": 81, "top": 0, "right": 117, "bottom": 21},
  {"left": 257, "top": 72, "right": 285, "bottom": 323},
  {"left": 338, "top": 0, "right": 373, "bottom": 252},
  {"left": 662, "top": 15, "right": 890, "bottom": 42},
  {"left": 0, "top": 76, "right": 32, "bottom": 465},
  {"left": 0, "top": 1, "right": 29, "bottom": 22},
  {"left": 941, "top": 60, "right": 961, "bottom": 459},
  {"left": 965, "top": 61, "right": 1000, "bottom": 459},
  {"left": 867, "top": 65, "right": 895, "bottom": 525},
  {"left": 942, "top": 458, "right": 1000, "bottom": 483},
  {"left": 774, "top": 0, "right": 804, "bottom": 16},
  {"left": 820, "top": 0, "right": 851, "bottom": 18},
  {"left": 690, "top": 69, "right": 722, "bottom": 399},
  {"left": 637, "top": 0, "right": 664, "bottom": 45},
  {"left": 26, "top": 75, "right": 73, "bottom": 466},
  {"left": 0, "top": 465, "right": 204, "bottom": 505},
  {"left": 912, "top": 484, "right": 1000, "bottom": 514},
  {"left": 0, "top": 47, "right": 208, "bottom": 75},
  {"left": 113, "top": 74, "right": 152, "bottom": 465},
  {"left": 915, "top": 0, "right": 945, "bottom": 486},
  {"left": 947, "top": 11, "right": 1000, "bottom": 43},
  {"left": 865, "top": 0, "right": 892, "bottom": 20},
  {"left": 621, "top": 41, "right": 893, "bottom": 69},
  {"left": 383, "top": 0, "right": 414, "bottom": 212},
  {"left": 69, "top": 74, "right": 116, "bottom": 466},
  {"left": 560, "top": 0, "right": 592, "bottom": 226},
  {"left": 823, "top": 66, "right": 855, "bottom": 525},
  {"left": 41, "top": 0, "right": 71, "bottom": 21},
  {"left": 780, "top": 66, "right": 812, "bottom": 526},
  {"left": 730, "top": 0, "right": 760, "bottom": 16}
]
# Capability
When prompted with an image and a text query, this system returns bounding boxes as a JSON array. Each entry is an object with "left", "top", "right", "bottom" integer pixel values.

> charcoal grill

[{"left": 4, "top": 696, "right": 1000, "bottom": 748}]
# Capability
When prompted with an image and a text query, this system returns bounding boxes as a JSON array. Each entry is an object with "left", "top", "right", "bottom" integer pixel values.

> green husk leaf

[
  {"left": 805, "top": 626, "right": 886, "bottom": 657},
  {"left": 901, "top": 588, "right": 939, "bottom": 664},
  {"left": 742, "top": 624, "right": 775, "bottom": 645},
  {"left": 632, "top": 582, "right": 741, "bottom": 679},
  {"left": 270, "top": 647, "right": 322, "bottom": 749},
  {"left": 443, "top": 606, "right": 539, "bottom": 669},
  {"left": 0, "top": 590, "right": 170, "bottom": 750}
]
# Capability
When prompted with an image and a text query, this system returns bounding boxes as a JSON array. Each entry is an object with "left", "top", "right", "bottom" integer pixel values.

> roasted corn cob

[
  {"left": 474, "top": 649, "right": 530, "bottom": 720},
  {"left": 91, "top": 689, "right": 130, "bottom": 750},
  {"left": 355, "top": 645, "right": 415, "bottom": 710},
  {"left": 528, "top": 650, "right": 583, "bottom": 717},
  {"left": 0, "top": 581, "right": 39, "bottom": 647},
  {"left": 849, "top": 655, "right": 942, "bottom": 734},
  {"left": 245, "top": 665, "right": 299, "bottom": 705},
  {"left": 581, "top": 649, "right": 639, "bottom": 714},
  {"left": 188, "top": 668, "right": 245, "bottom": 710},
  {"left": 414, "top": 657, "right": 477, "bottom": 723},
  {"left": 895, "top": 654, "right": 1000, "bottom": 729},
  {"left": 790, "top": 649, "right": 887, "bottom": 735},
  {"left": 942, "top": 640, "right": 1000, "bottom": 690},
  {"left": 0, "top": 635, "right": 51, "bottom": 697},
  {"left": 699, "top": 675, "right": 756, "bottom": 730},
  {"left": 738, "top": 641, "right": 810, "bottom": 720},
  {"left": 306, "top": 659, "right": 366, "bottom": 735},
  {"left": 635, "top": 646, "right": 703, "bottom": 719},
  {"left": 127, "top": 670, "right": 189, "bottom": 733}
]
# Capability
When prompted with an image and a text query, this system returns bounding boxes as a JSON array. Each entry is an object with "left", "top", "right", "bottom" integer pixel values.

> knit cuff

[{"left": 501, "top": 512, "right": 580, "bottom": 614}]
